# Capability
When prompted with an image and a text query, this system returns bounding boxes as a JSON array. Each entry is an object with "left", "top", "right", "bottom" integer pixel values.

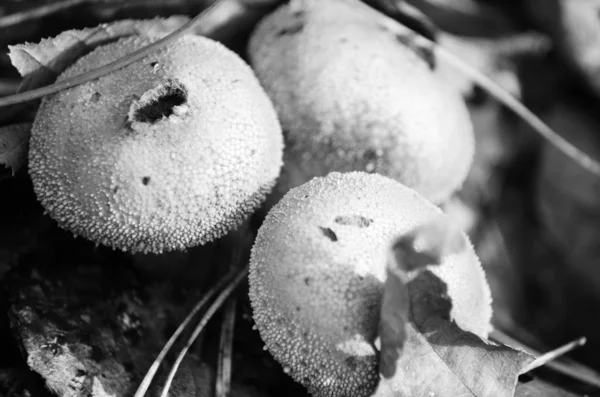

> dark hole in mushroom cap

[
  {"left": 319, "top": 226, "right": 338, "bottom": 241},
  {"left": 142, "top": 177, "right": 150, "bottom": 186},
  {"left": 345, "top": 356, "right": 358, "bottom": 371},
  {"left": 133, "top": 81, "right": 187, "bottom": 124}
]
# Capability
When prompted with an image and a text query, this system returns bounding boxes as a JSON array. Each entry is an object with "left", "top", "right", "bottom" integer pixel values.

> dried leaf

[
  {"left": 0, "top": 122, "right": 31, "bottom": 174},
  {"left": 378, "top": 255, "right": 410, "bottom": 378},
  {"left": 374, "top": 218, "right": 534, "bottom": 397},
  {"left": 8, "top": 15, "right": 190, "bottom": 92},
  {"left": 379, "top": 217, "right": 467, "bottom": 377}
]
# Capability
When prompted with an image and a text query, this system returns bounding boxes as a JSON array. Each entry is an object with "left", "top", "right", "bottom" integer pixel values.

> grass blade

[
  {"left": 159, "top": 265, "right": 249, "bottom": 397},
  {"left": 0, "top": 0, "right": 240, "bottom": 108},
  {"left": 132, "top": 267, "right": 238, "bottom": 397},
  {"left": 215, "top": 298, "right": 237, "bottom": 397}
]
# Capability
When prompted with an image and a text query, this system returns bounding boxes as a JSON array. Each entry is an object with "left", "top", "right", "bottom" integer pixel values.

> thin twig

[
  {"left": 491, "top": 329, "right": 600, "bottom": 388},
  {"left": 216, "top": 298, "right": 237, "bottom": 397},
  {"left": 0, "top": 0, "right": 89, "bottom": 29},
  {"left": 0, "top": 0, "right": 240, "bottom": 108},
  {"left": 521, "top": 337, "right": 587, "bottom": 374},
  {"left": 434, "top": 44, "right": 600, "bottom": 176},
  {"left": 214, "top": 225, "right": 250, "bottom": 397},
  {"left": 355, "top": 0, "right": 600, "bottom": 178},
  {"left": 159, "top": 265, "right": 249, "bottom": 397}
]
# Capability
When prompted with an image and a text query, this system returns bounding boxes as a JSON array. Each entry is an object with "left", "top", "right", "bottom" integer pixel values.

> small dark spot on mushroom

[
  {"left": 133, "top": 80, "right": 188, "bottom": 124},
  {"left": 142, "top": 177, "right": 150, "bottom": 186},
  {"left": 276, "top": 24, "right": 304, "bottom": 36},
  {"left": 335, "top": 215, "right": 373, "bottom": 228},
  {"left": 150, "top": 61, "right": 158, "bottom": 68},
  {"left": 363, "top": 148, "right": 379, "bottom": 162},
  {"left": 296, "top": 306, "right": 301, "bottom": 312},
  {"left": 345, "top": 356, "right": 358, "bottom": 371},
  {"left": 304, "top": 194, "right": 309, "bottom": 199},
  {"left": 304, "top": 276, "right": 313, "bottom": 286},
  {"left": 290, "top": 8, "right": 304, "bottom": 18},
  {"left": 113, "top": 186, "right": 119, "bottom": 194},
  {"left": 232, "top": 78, "right": 241, "bottom": 83},
  {"left": 319, "top": 226, "right": 338, "bottom": 241},
  {"left": 276, "top": 11, "right": 304, "bottom": 36},
  {"left": 90, "top": 92, "right": 101, "bottom": 102}
]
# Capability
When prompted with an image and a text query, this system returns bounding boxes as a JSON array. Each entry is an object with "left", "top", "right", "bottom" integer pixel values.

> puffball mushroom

[
  {"left": 249, "top": 172, "right": 492, "bottom": 397},
  {"left": 28, "top": 33, "right": 283, "bottom": 254},
  {"left": 248, "top": 0, "right": 475, "bottom": 204}
]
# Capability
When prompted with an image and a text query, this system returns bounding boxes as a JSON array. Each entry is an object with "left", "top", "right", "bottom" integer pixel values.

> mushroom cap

[
  {"left": 248, "top": 0, "right": 474, "bottom": 204},
  {"left": 29, "top": 33, "right": 283, "bottom": 254},
  {"left": 249, "top": 171, "right": 492, "bottom": 397}
]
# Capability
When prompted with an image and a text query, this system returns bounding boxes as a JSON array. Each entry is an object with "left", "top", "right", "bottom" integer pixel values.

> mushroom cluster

[
  {"left": 29, "top": 33, "right": 283, "bottom": 254},
  {"left": 249, "top": 172, "right": 492, "bottom": 397},
  {"left": 18, "top": 1, "right": 494, "bottom": 395},
  {"left": 248, "top": 0, "right": 475, "bottom": 205}
]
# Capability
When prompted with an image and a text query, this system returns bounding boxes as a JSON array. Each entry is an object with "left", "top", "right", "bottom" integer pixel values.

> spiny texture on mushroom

[
  {"left": 249, "top": 172, "right": 492, "bottom": 397},
  {"left": 248, "top": 0, "right": 474, "bottom": 204},
  {"left": 28, "top": 33, "right": 283, "bottom": 254}
]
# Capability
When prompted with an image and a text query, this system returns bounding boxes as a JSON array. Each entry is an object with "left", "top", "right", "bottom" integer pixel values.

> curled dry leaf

[
  {"left": 379, "top": 218, "right": 466, "bottom": 378},
  {"left": 0, "top": 122, "right": 31, "bottom": 174},
  {"left": 7, "top": 15, "right": 190, "bottom": 93},
  {"left": 375, "top": 218, "right": 534, "bottom": 397}
]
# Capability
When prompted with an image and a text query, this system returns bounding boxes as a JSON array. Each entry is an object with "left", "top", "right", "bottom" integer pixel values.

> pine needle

[
  {"left": 357, "top": 0, "right": 600, "bottom": 178},
  {"left": 215, "top": 298, "right": 237, "bottom": 397},
  {"left": 0, "top": 0, "right": 239, "bottom": 108},
  {"left": 520, "top": 337, "right": 587, "bottom": 374},
  {"left": 132, "top": 267, "right": 238, "bottom": 397},
  {"left": 433, "top": 43, "right": 600, "bottom": 177},
  {"left": 0, "top": 0, "right": 88, "bottom": 29},
  {"left": 491, "top": 329, "right": 600, "bottom": 388},
  {"left": 159, "top": 265, "right": 249, "bottom": 397}
]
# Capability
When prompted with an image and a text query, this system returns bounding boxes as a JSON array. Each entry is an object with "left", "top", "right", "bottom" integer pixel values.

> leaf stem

[{"left": 520, "top": 337, "right": 586, "bottom": 374}]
